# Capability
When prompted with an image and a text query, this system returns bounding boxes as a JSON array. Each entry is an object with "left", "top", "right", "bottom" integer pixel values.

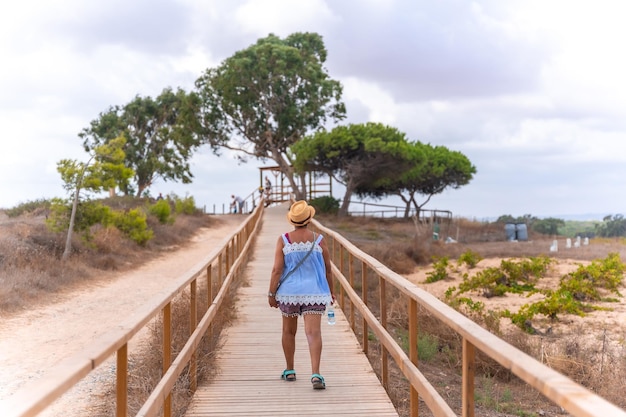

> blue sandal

[
  {"left": 281, "top": 369, "right": 296, "bottom": 381},
  {"left": 311, "top": 373, "right": 325, "bottom": 389}
]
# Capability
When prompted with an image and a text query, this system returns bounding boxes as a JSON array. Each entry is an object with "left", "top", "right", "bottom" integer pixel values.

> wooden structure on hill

[{"left": 258, "top": 166, "right": 333, "bottom": 204}]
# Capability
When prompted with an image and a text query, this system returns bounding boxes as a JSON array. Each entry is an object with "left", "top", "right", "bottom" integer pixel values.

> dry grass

[
  {"left": 318, "top": 214, "right": 626, "bottom": 417},
  {"left": 0, "top": 210, "right": 213, "bottom": 314},
  {"left": 91, "top": 263, "right": 243, "bottom": 417},
  {"left": 0, "top": 204, "right": 240, "bottom": 417}
]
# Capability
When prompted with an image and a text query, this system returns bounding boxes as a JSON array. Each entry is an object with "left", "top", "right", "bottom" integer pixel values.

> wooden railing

[
  {"left": 312, "top": 219, "right": 626, "bottom": 417},
  {"left": 1, "top": 203, "right": 264, "bottom": 417},
  {"left": 347, "top": 200, "right": 453, "bottom": 222}
]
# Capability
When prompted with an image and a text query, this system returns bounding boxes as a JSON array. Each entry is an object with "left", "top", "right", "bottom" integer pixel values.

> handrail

[
  {"left": 1, "top": 203, "right": 264, "bottom": 417},
  {"left": 312, "top": 218, "right": 626, "bottom": 417},
  {"left": 346, "top": 200, "right": 452, "bottom": 221}
]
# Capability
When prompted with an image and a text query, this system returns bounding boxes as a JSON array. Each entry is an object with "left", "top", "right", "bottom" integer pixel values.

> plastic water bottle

[{"left": 327, "top": 302, "right": 336, "bottom": 325}]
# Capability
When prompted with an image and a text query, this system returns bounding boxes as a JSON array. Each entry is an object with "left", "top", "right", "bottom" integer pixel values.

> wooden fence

[
  {"left": 1, "top": 203, "right": 264, "bottom": 417},
  {"left": 311, "top": 218, "right": 626, "bottom": 417}
]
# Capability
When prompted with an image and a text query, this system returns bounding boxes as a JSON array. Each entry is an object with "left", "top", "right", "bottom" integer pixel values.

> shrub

[
  {"left": 563, "top": 252, "right": 623, "bottom": 297},
  {"left": 46, "top": 199, "right": 114, "bottom": 239},
  {"left": 417, "top": 333, "right": 440, "bottom": 362},
  {"left": 172, "top": 194, "right": 197, "bottom": 215},
  {"left": 502, "top": 253, "right": 624, "bottom": 332},
  {"left": 425, "top": 256, "right": 449, "bottom": 283},
  {"left": 149, "top": 199, "right": 173, "bottom": 224},
  {"left": 452, "top": 256, "right": 551, "bottom": 298},
  {"left": 5, "top": 198, "right": 51, "bottom": 217},
  {"left": 309, "top": 196, "right": 340, "bottom": 215},
  {"left": 458, "top": 250, "right": 483, "bottom": 268},
  {"left": 45, "top": 198, "right": 72, "bottom": 232},
  {"left": 112, "top": 209, "right": 153, "bottom": 245}
]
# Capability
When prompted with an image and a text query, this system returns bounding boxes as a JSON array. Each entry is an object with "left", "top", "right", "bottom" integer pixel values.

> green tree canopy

[
  {"left": 292, "top": 122, "right": 416, "bottom": 216},
  {"left": 195, "top": 32, "right": 346, "bottom": 199},
  {"left": 533, "top": 217, "right": 565, "bottom": 235},
  {"left": 596, "top": 214, "right": 626, "bottom": 237},
  {"left": 55, "top": 135, "right": 133, "bottom": 259},
  {"left": 357, "top": 142, "right": 476, "bottom": 218},
  {"left": 79, "top": 87, "right": 202, "bottom": 197}
]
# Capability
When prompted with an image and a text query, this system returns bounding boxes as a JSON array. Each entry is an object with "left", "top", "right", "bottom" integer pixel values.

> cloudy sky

[{"left": 2, "top": 0, "right": 625, "bottom": 220}]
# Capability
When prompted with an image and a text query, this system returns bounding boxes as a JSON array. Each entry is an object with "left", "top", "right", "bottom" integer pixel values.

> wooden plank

[{"left": 184, "top": 204, "right": 398, "bottom": 417}]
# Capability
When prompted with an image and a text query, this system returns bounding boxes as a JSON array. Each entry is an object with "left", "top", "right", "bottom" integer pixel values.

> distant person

[
  {"left": 267, "top": 200, "right": 334, "bottom": 389},
  {"left": 264, "top": 176, "right": 272, "bottom": 197},
  {"left": 230, "top": 195, "right": 243, "bottom": 214},
  {"left": 156, "top": 193, "right": 164, "bottom": 201}
]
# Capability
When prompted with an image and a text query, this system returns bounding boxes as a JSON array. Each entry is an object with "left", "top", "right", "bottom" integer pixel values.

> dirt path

[{"left": 0, "top": 214, "right": 244, "bottom": 416}]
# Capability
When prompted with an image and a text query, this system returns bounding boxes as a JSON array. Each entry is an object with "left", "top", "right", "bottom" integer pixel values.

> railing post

[
  {"left": 207, "top": 264, "right": 214, "bottom": 341},
  {"left": 462, "top": 338, "right": 476, "bottom": 417},
  {"left": 163, "top": 302, "right": 172, "bottom": 417},
  {"left": 190, "top": 279, "right": 198, "bottom": 392},
  {"left": 349, "top": 253, "right": 355, "bottom": 329},
  {"left": 361, "top": 261, "right": 368, "bottom": 354},
  {"left": 226, "top": 243, "right": 231, "bottom": 275},
  {"left": 218, "top": 253, "right": 223, "bottom": 285},
  {"left": 339, "top": 246, "right": 345, "bottom": 306},
  {"left": 409, "top": 299, "right": 419, "bottom": 417},
  {"left": 379, "top": 277, "right": 388, "bottom": 389},
  {"left": 116, "top": 343, "right": 128, "bottom": 417}
]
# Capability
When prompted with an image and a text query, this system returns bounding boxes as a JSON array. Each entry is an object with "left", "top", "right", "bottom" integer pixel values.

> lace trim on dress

[
  {"left": 276, "top": 294, "right": 332, "bottom": 305},
  {"left": 282, "top": 241, "right": 323, "bottom": 255}
]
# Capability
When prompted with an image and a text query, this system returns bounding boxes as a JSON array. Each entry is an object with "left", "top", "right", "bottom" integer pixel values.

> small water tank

[
  {"left": 505, "top": 223, "right": 516, "bottom": 241},
  {"left": 516, "top": 223, "right": 528, "bottom": 241}
]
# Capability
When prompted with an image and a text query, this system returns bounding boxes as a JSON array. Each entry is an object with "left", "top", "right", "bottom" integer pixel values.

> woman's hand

[{"left": 268, "top": 295, "right": 278, "bottom": 308}]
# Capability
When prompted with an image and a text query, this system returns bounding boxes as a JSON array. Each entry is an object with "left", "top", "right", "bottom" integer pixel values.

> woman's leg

[
  {"left": 303, "top": 313, "right": 323, "bottom": 374},
  {"left": 282, "top": 315, "right": 298, "bottom": 370}
]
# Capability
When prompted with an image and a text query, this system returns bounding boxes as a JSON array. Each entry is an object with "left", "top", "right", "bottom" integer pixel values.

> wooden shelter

[{"left": 258, "top": 166, "right": 333, "bottom": 204}]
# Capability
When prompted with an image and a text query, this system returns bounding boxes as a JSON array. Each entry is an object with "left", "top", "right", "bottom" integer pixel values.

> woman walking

[{"left": 267, "top": 200, "right": 335, "bottom": 389}]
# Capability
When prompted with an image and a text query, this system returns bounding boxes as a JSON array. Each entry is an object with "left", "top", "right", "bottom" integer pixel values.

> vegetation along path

[{"left": 0, "top": 214, "right": 245, "bottom": 416}]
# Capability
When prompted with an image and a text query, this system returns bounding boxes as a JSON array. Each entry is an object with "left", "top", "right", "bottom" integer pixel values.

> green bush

[
  {"left": 150, "top": 199, "right": 173, "bottom": 224},
  {"left": 453, "top": 256, "right": 551, "bottom": 298},
  {"left": 425, "top": 256, "right": 450, "bottom": 283},
  {"left": 502, "top": 253, "right": 624, "bottom": 332},
  {"left": 417, "top": 333, "right": 440, "bottom": 362},
  {"left": 396, "top": 329, "right": 439, "bottom": 362},
  {"left": 172, "top": 194, "right": 197, "bottom": 215},
  {"left": 46, "top": 199, "right": 113, "bottom": 238},
  {"left": 458, "top": 250, "right": 483, "bottom": 268},
  {"left": 309, "top": 196, "right": 340, "bottom": 215},
  {"left": 5, "top": 198, "right": 52, "bottom": 217},
  {"left": 46, "top": 198, "right": 72, "bottom": 233},
  {"left": 112, "top": 208, "right": 153, "bottom": 245}
]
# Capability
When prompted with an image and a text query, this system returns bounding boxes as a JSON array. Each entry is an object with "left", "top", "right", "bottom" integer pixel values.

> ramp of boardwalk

[{"left": 184, "top": 203, "right": 398, "bottom": 416}]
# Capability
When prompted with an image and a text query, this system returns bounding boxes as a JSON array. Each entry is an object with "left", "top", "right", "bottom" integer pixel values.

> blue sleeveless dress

[{"left": 275, "top": 233, "right": 332, "bottom": 306}]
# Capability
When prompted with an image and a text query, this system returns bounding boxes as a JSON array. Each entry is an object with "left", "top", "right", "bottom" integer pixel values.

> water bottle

[{"left": 327, "top": 302, "right": 336, "bottom": 325}]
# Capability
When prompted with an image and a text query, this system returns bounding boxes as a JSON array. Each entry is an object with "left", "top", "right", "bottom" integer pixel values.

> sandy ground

[
  {"left": 0, "top": 214, "right": 244, "bottom": 416},
  {"left": 406, "top": 257, "right": 626, "bottom": 344}
]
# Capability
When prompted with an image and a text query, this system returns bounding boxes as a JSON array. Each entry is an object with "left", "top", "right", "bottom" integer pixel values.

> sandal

[
  {"left": 311, "top": 373, "right": 325, "bottom": 390},
  {"left": 281, "top": 369, "right": 296, "bottom": 381}
]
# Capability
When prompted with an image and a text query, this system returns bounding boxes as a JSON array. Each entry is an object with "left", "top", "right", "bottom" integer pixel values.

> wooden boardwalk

[{"left": 185, "top": 204, "right": 398, "bottom": 416}]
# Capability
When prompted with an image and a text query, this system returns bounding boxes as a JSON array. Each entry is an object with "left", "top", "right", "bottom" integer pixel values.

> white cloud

[
  {"left": 2, "top": 0, "right": 626, "bottom": 220},
  {"left": 235, "top": 0, "right": 338, "bottom": 37},
  {"left": 341, "top": 77, "right": 398, "bottom": 125}
]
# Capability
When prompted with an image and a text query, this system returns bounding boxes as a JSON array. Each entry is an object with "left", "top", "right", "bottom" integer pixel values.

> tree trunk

[
  {"left": 338, "top": 186, "right": 354, "bottom": 217},
  {"left": 62, "top": 187, "right": 80, "bottom": 261},
  {"left": 271, "top": 151, "right": 305, "bottom": 201},
  {"left": 299, "top": 174, "right": 308, "bottom": 200}
]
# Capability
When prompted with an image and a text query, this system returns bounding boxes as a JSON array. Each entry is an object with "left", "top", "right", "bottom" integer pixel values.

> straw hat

[{"left": 287, "top": 200, "right": 316, "bottom": 226}]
